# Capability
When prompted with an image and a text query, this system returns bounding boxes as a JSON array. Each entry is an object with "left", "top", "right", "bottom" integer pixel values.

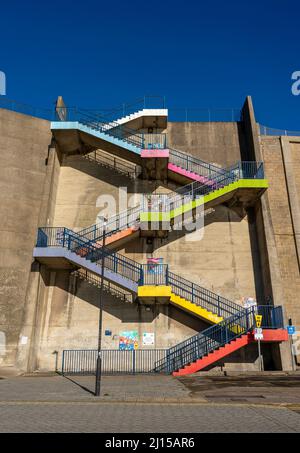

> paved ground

[
  {"left": 0, "top": 373, "right": 300, "bottom": 432},
  {"left": 0, "top": 374, "right": 192, "bottom": 402},
  {"left": 1, "top": 402, "right": 300, "bottom": 433},
  {"left": 179, "top": 373, "right": 300, "bottom": 406}
]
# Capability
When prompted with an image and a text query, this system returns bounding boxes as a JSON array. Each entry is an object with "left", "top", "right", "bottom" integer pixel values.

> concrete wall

[
  {"left": 167, "top": 121, "right": 246, "bottom": 167},
  {"left": 260, "top": 136, "right": 300, "bottom": 350},
  {"left": 1, "top": 106, "right": 291, "bottom": 373},
  {"left": 0, "top": 109, "right": 53, "bottom": 368},
  {"left": 27, "top": 119, "right": 259, "bottom": 372}
]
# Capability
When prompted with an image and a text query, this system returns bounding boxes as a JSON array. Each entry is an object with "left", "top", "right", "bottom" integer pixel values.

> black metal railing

[{"left": 62, "top": 349, "right": 168, "bottom": 375}]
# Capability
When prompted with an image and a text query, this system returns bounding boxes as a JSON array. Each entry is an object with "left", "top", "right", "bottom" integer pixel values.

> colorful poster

[
  {"left": 142, "top": 332, "right": 155, "bottom": 346},
  {"left": 119, "top": 331, "right": 139, "bottom": 350},
  {"left": 147, "top": 257, "right": 164, "bottom": 274}
]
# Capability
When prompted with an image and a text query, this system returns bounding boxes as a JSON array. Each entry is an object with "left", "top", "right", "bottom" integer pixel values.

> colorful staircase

[
  {"left": 140, "top": 161, "right": 268, "bottom": 227},
  {"left": 168, "top": 148, "right": 226, "bottom": 185},
  {"left": 33, "top": 97, "right": 286, "bottom": 376},
  {"left": 34, "top": 227, "right": 244, "bottom": 324},
  {"left": 154, "top": 306, "right": 288, "bottom": 376}
]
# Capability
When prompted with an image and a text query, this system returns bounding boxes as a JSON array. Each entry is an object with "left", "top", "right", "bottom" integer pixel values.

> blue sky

[{"left": 0, "top": 0, "right": 299, "bottom": 129}]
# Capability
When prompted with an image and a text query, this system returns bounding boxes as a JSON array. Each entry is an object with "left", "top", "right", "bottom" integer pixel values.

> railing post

[
  {"left": 165, "top": 265, "right": 169, "bottom": 286},
  {"left": 140, "top": 266, "right": 144, "bottom": 286},
  {"left": 133, "top": 349, "right": 136, "bottom": 375},
  {"left": 62, "top": 228, "right": 66, "bottom": 248}
]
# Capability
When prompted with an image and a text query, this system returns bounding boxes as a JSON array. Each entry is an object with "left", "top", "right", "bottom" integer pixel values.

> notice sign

[
  {"left": 254, "top": 328, "right": 264, "bottom": 341},
  {"left": 142, "top": 332, "right": 155, "bottom": 346},
  {"left": 255, "top": 315, "right": 263, "bottom": 328}
]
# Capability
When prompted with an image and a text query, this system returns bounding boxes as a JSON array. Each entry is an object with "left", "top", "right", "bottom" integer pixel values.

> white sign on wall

[{"left": 142, "top": 332, "right": 155, "bottom": 346}]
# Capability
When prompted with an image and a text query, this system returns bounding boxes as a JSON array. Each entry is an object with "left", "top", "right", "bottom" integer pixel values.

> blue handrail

[
  {"left": 76, "top": 205, "right": 141, "bottom": 243},
  {"left": 36, "top": 227, "right": 246, "bottom": 318},
  {"left": 169, "top": 148, "right": 226, "bottom": 179},
  {"left": 36, "top": 227, "right": 143, "bottom": 284},
  {"left": 154, "top": 305, "right": 284, "bottom": 373},
  {"left": 54, "top": 108, "right": 167, "bottom": 150},
  {"left": 144, "top": 161, "right": 265, "bottom": 213},
  {"left": 168, "top": 272, "right": 243, "bottom": 319}
]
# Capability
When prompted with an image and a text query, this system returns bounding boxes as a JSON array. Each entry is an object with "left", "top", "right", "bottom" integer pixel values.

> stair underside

[{"left": 140, "top": 179, "right": 268, "bottom": 225}]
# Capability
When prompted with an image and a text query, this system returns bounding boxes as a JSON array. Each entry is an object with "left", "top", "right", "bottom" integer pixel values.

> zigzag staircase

[
  {"left": 36, "top": 99, "right": 283, "bottom": 375},
  {"left": 34, "top": 220, "right": 287, "bottom": 375},
  {"left": 69, "top": 159, "right": 267, "bottom": 251},
  {"left": 34, "top": 226, "right": 244, "bottom": 325}
]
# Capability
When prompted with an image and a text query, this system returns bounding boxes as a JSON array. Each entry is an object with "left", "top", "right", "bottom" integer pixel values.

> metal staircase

[
  {"left": 168, "top": 148, "right": 226, "bottom": 184},
  {"left": 154, "top": 305, "right": 285, "bottom": 375},
  {"left": 141, "top": 161, "right": 266, "bottom": 225},
  {"left": 35, "top": 226, "right": 245, "bottom": 323},
  {"left": 71, "top": 160, "right": 265, "bottom": 249}
]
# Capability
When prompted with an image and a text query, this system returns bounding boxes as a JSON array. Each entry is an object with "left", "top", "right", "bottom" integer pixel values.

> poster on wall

[
  {"left": 147, "top": 257, "right": 164, "bottom": 274},
  {"left": 119, "top": 331, "right": 139, "bottom": 350},
  {"left": 142, "top": 332, "right": 155, "bottom": 346}
]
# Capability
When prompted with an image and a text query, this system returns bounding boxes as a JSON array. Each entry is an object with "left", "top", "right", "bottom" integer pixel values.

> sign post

[
  {"left": 254, "top": 315, "right": 263, "bottom": 371},
  {"left": 287, "top": 321, "right": 296, "bottom": 371}
]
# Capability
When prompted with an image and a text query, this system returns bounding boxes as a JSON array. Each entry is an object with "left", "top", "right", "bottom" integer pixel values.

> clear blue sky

[{"left": 1, "top": 0, "right": 299, "bottom": 129}]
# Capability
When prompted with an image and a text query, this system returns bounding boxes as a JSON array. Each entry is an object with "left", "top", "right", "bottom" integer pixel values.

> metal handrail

[
  {"left": 55, "top": 107, "right": 145, "bottom": 148},
  {"left": 169, "top": 148, "right": 226, "bottom": 178},
  {"left": 154, "top": 305, "right": 284, "bottom": 373},
  {"left": 143, "top": 161, "right": 265, "bottom": 213},
  {"left": 36, "top": 227, "right": 143, "bottom": 283},
  {"left": 73, "top": 269, "right": 133, "bottom": 303},
  {"left": 168, "top": 271, "right": 243, "bottom": 319},
  {"left": 55, "top": 107, "right": 167, "bottom": 149},
  {"left": 76, "top": 205, "right": 141, "bottom": 242},
  {"left": 82, "top": 150, "right": 138, "bottom": 178},
  {"left": 96, "top": 95, "right": 166, "bottom": 121}
]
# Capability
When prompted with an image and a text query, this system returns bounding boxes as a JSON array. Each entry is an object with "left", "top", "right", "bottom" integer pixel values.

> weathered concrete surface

[
  {"left": 167, "top": 121, "right": 246, "bottom": 167},
  {"left": 0, "top": 104, "right": 295, "bottom": 374},
  {"left": 260, "top": 136, "right": 300, "bottom": 367},
  {"left": 0, "top": 109, "right": 53, "bottom": 368}
]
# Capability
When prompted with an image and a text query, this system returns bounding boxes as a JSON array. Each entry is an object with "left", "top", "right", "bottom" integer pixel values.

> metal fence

[
  {"left": 168, "top": 108, "right": 241, "bottom": 122},
  {"left": 62, "top": 349, "right": 168, "bottom": 375},
  {"left": 259, "top": 124, "right": 300, "bottom": 137},
  {"left": 0, "top": 97, "right": 53, "bottom": 120}
]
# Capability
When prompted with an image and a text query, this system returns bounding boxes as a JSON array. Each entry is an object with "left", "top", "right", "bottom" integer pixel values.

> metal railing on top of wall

[
  {"left": 259, "top": 124, "right": 300, "bottom": 137},
  {"left": 168, "top": 108, "right": 241, "bottom": 122}
]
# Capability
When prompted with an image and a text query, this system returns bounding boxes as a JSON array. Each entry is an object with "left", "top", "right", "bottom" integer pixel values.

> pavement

[{"left": 0, "top": 372, "right": 300, "bottom": 432}]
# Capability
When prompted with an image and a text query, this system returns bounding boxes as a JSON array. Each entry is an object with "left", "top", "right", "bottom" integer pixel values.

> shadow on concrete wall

[
  {"left": 37, "top": 266, "right": 207, "bottom": 333},
  {"left": 114, "top": 204, "right": 246, "bottom": 255}
]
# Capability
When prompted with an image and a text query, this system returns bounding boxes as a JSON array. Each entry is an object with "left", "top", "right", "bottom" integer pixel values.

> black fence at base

[{"left": 62, "top": 349, "right": 168, "bottom": 375}]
